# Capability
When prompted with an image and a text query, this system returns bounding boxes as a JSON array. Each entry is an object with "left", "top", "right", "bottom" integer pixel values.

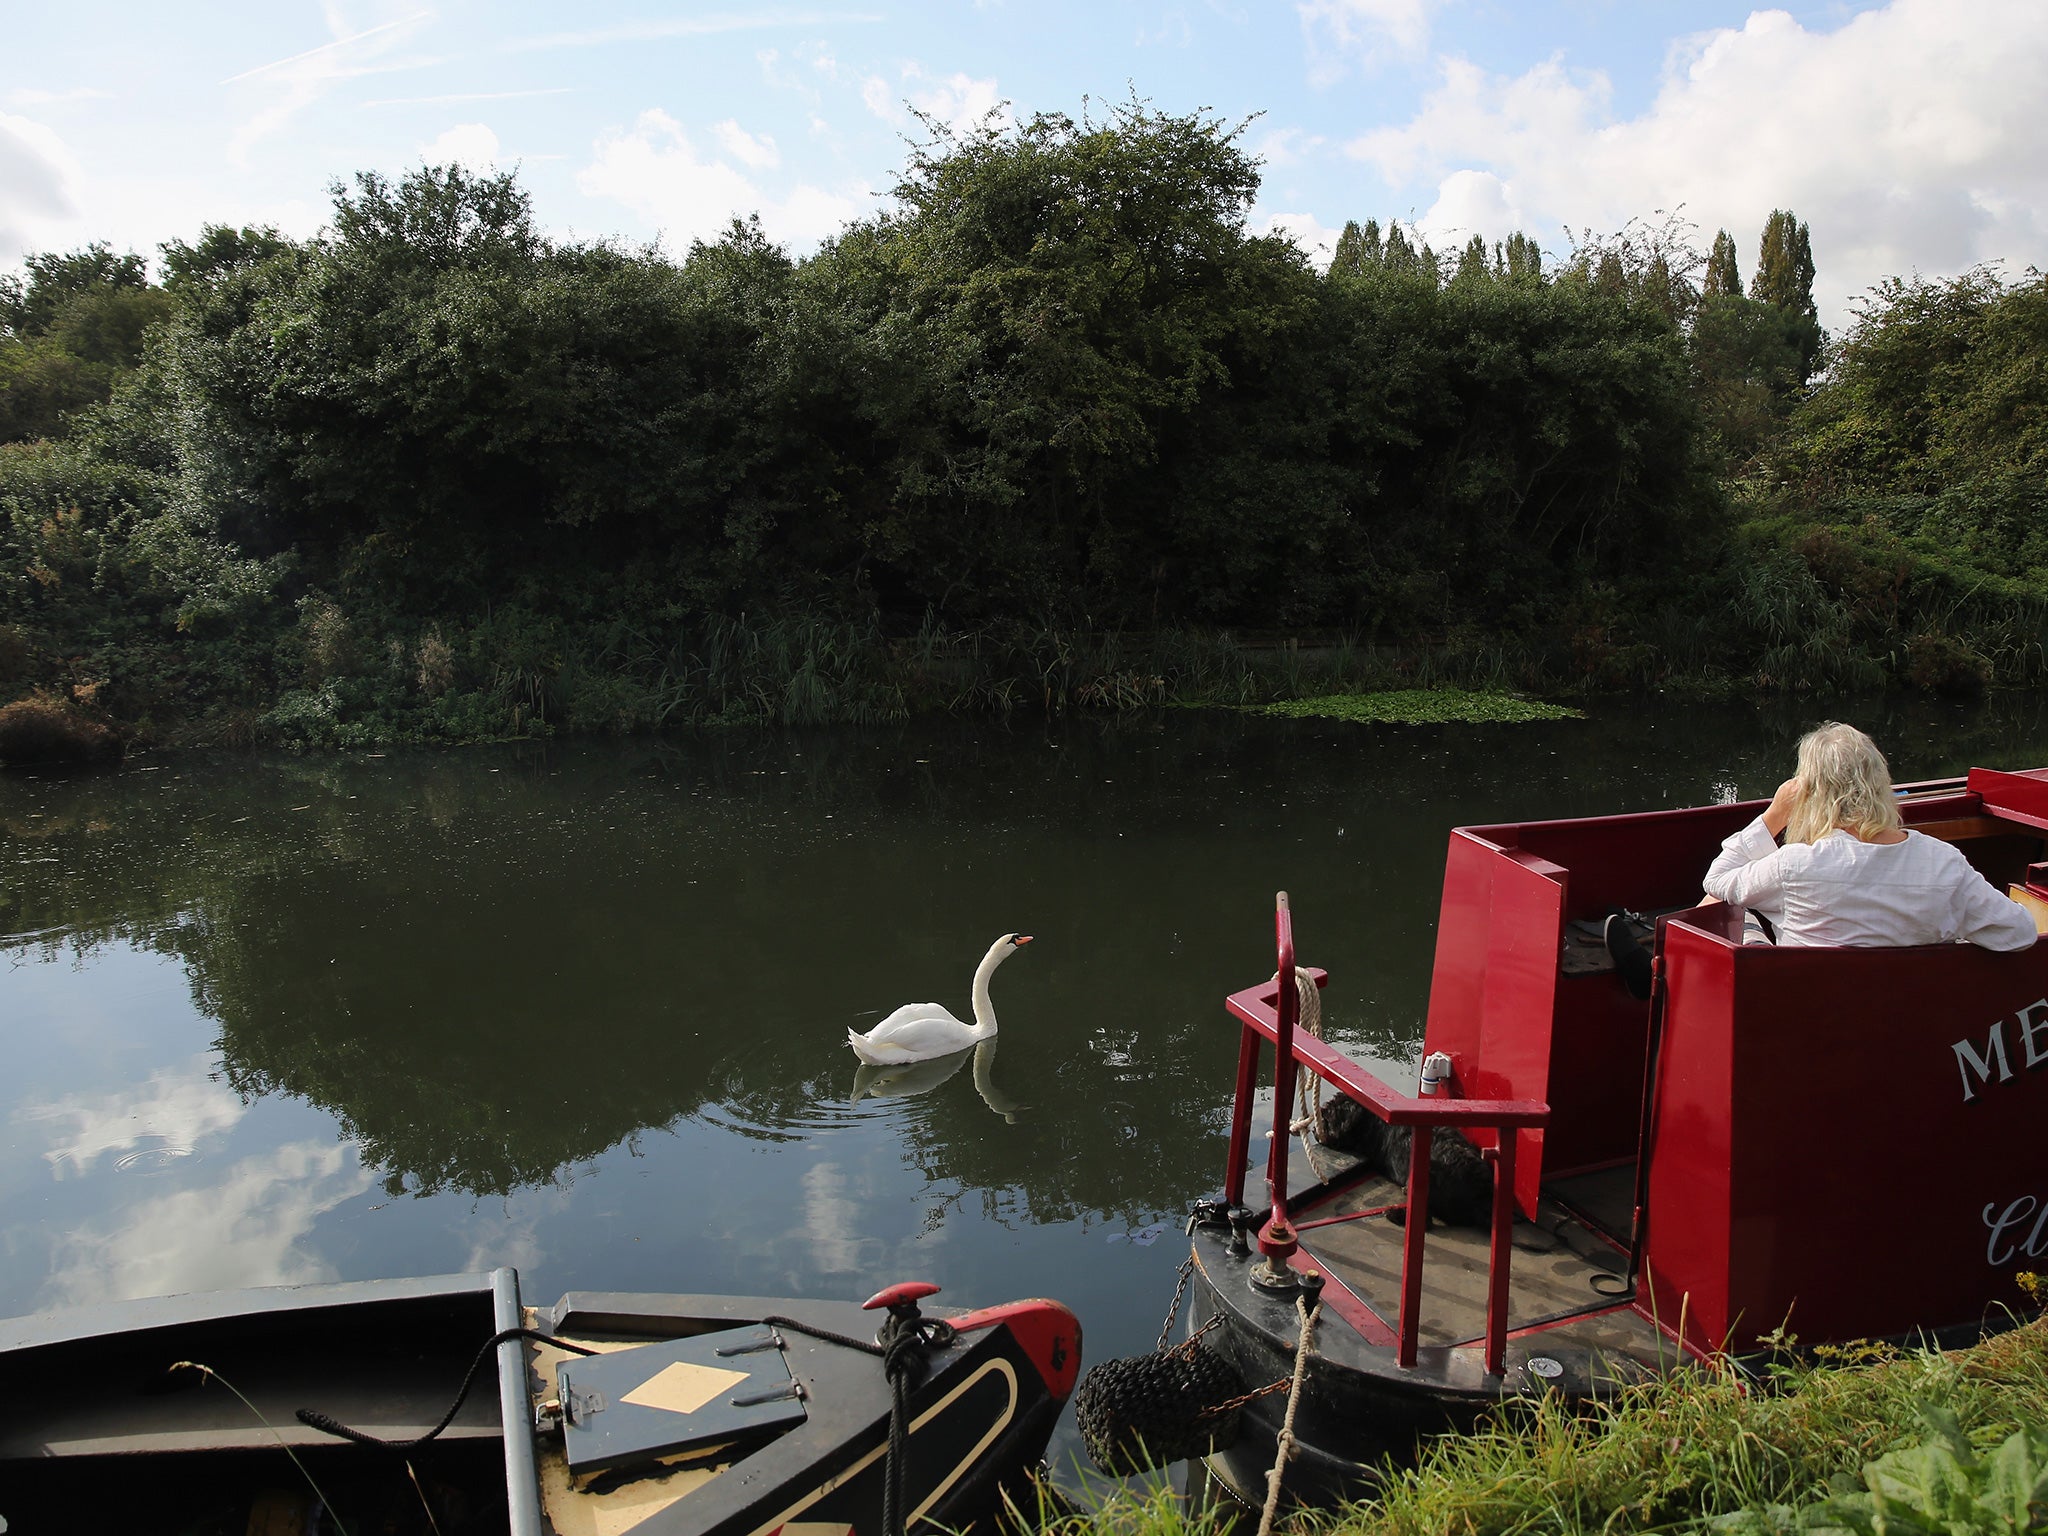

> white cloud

[
  {"left": 420, "top": 121, "right": 501, "bottom": 170},
  {"left": 714, "top": 119, "right": 780, "bottom": 171},
  {"left": 579, "top": 108, "right": 869, "bottom": 252},
  {"left": 1253, "top": 126, "right": 1326, "bottom": 170},
  {"left": 223, "top": 8, "right": 438, "bottom": 166},
  {"left": 0, "top": 110, "right": 80, "bottom": 261},
  {"left": 861, "top": 66, "right": 1008, "bottom": 136},
  {"left": 907, "top": 69, "right": 1007, "bottom": 135},
  {"left": 1347, "top": 1, "right": 2048, "bottom": 327},
  {"left": 511, "top": 11, "right": 886, "bottom": 51},
  {"left": 1299, "top": 0, "right": 1442, "bottom": 81},
  {"left": 1414, "top": 167, "right": 1528, "bottom": 251},
  {"left": 7, "top": 87, "right": 112, "bottom": 109}
]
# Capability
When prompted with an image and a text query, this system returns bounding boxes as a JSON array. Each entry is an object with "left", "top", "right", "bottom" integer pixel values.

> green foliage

[
  {"left": 1714, "top": 1406, "right": 2048, "bottom": 1535},
  {"left": 0, "top": 242, "right": 149, "bottom": 338},
  {"left": 159, "top": 224, "right": 294, "bottom": 292},
  {"left": 1749, "top": 209, "right": 1822, "bottom": 386},
  {"left": 1346, "top": 1321, "right": 2048, "bottom": 1536},
  {"left": 1247, "top": 688, "right": 1582, "bottom": 724},
  {"left": 1704, "top": 231, "right": 1743, "bottom": 301},
  {"left": 0, "top": 243, "right": 174, "bottom": 441}
]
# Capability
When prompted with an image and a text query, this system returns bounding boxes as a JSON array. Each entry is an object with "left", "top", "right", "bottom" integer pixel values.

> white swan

[{"left": 847, "top": 934, "right": 1033, "bottom": 1065}]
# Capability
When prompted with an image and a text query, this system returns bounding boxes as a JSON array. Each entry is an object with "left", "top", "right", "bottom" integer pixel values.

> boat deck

[{"left": 1285, "top": 1145, "right": 1672, "bottom": 1365}]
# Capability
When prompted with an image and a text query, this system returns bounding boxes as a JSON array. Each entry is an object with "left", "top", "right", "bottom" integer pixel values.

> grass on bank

[{"left": 1048, "top": 1311, "right": 2048, "bottom": 1536}]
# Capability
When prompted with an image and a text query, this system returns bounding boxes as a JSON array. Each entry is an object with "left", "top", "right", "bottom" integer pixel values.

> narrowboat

[
  {"left": 0, "top": 1267, "right": 1080, "bottom": 1535},
  {"left": 1149, "top": 766, "right": 2048, "bottom": 1507}
]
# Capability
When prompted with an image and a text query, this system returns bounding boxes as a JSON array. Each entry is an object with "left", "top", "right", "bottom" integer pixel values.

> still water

[{"left": 6, "top": 695, "right": 2048, "bottom": 1472}]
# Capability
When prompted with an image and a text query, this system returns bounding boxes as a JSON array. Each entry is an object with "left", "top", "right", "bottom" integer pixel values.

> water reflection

[
  {"left": 8, "top": 694, "right": 2048, "bottom": 1409},
  {"left": 851, "top": 1040, "right": 1028, "bottom": 1123}
]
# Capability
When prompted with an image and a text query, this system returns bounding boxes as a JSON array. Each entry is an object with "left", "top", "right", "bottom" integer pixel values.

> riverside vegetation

[
  {"left": 1, "top": 102, "right": 2046, "bottom": 754},
  {"left": 1047, "top": 1294, "right": 2048, "bottom": 1536}
]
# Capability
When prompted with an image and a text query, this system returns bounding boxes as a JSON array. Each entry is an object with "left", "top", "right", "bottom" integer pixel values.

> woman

[{"left": 1703, "top": 722, "right": 2037, "bottom": 950}]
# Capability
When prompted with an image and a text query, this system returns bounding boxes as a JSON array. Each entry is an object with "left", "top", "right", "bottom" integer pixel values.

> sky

[{"left": 4, "top": 0, "right": 2046, "bottom": 330}]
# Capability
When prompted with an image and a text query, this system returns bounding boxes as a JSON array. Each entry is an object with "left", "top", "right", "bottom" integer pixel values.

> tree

[
  {"left": 160, "top": 225, "right": 294, "bottom": 291},
  {"left": 1702, "top": 230, "right": 1741, "bottom": 300},
  {"left": 0, "top": 243, "right": 169, "bottom": 441},
  {"left": 1453, "top": 234, "right": 1489, "bottom": 286},
  {"left": 1328, "top": 218, "right": 1382, "bottom": 279},
  {"left": 1498, "top": 233, "right": 1543, "bottom": 285},
  {"left": 0, "top": 243, "right": 149, "bottom": 338},
  {"left": 1751, "top": 209, "right": 1822, "bottom": 384}
]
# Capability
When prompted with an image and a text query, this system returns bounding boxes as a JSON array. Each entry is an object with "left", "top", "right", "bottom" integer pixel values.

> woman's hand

[{"left": 1762, "top": 776, "right": 1803, "bottom": 838}]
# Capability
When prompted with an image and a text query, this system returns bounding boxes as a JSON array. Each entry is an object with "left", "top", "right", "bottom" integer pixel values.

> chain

[
  {"left": 1196, "top": 1374, "right": 1293, "bottom": 1422},
  {"left": 1155, "top": 1257, "right": 1195, "bottom": 1355},
  {"left": 1163, "top": 1312, "right": 1223, "bottom": 1362}
]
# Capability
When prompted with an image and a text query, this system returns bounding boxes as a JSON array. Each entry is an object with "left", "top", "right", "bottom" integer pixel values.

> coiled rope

[{"left": 1279, "top": 966, "right": 1331, "bottom": 1184}]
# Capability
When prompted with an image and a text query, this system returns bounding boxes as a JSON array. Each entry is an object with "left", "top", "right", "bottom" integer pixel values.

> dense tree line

[{"left": 0, "top": 104, "right": 2041, "bottom": 748}]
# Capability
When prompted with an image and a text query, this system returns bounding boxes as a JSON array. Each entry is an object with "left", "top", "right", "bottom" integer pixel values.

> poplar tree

[
  {"left": 1328, "top": 218, "right": 1382, "bottom": 279},
  {"left": 1499, "top": 232, "right": 1543, "bottom": 284},
  {"left": 1702, "top": 231, "right": 1741, "bottom": 300},
  {"left": 1454, "top": 234, "right": 1489, "bottom": 286},
  {"left": 1751, "top": 209, "right": 1822, "bottom": 384},
  {"left": 1751, "top": 211, "right": 1815, "bottom": 314}
]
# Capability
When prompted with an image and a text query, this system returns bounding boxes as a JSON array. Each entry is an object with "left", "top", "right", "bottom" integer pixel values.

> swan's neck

[{"left": 968, "top": 947, "right": 1009, "bottom": 1037}]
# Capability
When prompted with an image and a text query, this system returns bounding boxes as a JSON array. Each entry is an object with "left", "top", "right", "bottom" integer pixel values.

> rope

[
  {"left": 1278, "top": 967, "right": 1330, "bottom": 1184},
  {"left": 1255, "top": 1296, "right": 1322, "bottom": 1536},
  {"left": 763, "top": 1312, "right": 956, "bottom": 1536},
  {"left": 296, "top": 1327, "right": 596, "bottom": 1451}
]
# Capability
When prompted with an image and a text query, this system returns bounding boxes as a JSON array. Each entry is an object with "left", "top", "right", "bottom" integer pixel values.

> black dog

[{"left": 1312, "top": 1094, "right": 1495, "bottom": 1228}]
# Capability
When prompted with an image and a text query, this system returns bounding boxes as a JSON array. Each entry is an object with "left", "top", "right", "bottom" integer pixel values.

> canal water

[{"left": 6, "top": 693, "right": 2048, "bottom": 1476}]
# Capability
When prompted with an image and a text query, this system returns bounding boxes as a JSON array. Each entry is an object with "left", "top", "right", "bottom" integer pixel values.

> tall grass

[{"left": 1054, "top": 1318, "right": 2048, "bottom": 1536}]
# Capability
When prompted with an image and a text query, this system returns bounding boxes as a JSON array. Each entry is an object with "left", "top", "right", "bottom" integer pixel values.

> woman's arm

[
  {"left": 1702, "top": 778, "right": 1803, "bottom": 909},
  {"left": 1951, "top": 868, "right": 2040, "bottom": 952},
  {"left": 1702, "top": 816, "right": 1789, "bottom": 909}
]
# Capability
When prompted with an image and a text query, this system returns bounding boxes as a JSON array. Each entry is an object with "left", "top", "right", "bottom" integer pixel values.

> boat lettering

[
  {"left": 1952, "top": 998, "right": 2048, "bottom": 1103},
  {"left": 1981, "top": 1194, "right": 2048, "bottom": 1266}
]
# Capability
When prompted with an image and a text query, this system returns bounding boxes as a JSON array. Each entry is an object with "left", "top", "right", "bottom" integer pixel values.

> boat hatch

[{"left": 556, "top": 1323, "right": 806, "bottom": 1477}]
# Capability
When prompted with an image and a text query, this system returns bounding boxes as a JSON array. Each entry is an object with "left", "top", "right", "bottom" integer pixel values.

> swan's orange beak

[{"left": 1013, "top": 934, "right": 1034, "bottom": 946}]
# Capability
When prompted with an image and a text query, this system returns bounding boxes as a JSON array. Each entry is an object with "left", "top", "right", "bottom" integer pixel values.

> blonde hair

[{"left": 1786, "top": 721, "right": 1904, "bottom": 845}]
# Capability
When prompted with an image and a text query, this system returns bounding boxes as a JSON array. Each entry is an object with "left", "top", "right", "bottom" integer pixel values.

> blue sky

[{"left": 5, "top": 1, "right": 2045, "bottom": 327}]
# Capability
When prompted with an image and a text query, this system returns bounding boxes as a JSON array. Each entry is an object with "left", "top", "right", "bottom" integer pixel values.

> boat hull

[{"left": 0, "top": 1270, "right": 1080, "bottom": 1536}]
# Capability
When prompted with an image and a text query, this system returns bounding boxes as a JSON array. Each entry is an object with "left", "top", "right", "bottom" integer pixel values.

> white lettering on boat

[
  {"left": 1981, "top": 1194, "right": 2048, "bottom": 1266},
  {"left": 1953, "top": 998, "right": 2048, "bottom": 1102}
]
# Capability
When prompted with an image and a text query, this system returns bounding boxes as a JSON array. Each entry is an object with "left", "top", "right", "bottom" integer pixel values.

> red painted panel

[
  {"left": 1424, "top": 832, "right": 1501, "bottom": 1073},
  {"left": 1642, "top": 915, "right": 1739, "bottom": 1346},
  {"left": 1645, "top": 909, "right": 2048, "bottom": 1352},
  {"left": 1969, "top": 767, "right": 2048, "bottom": 831}
]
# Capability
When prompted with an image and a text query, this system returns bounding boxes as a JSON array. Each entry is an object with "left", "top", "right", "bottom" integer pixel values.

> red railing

[{"left": 1222, "top": 893, "right": 1549, "bottom": 1374}]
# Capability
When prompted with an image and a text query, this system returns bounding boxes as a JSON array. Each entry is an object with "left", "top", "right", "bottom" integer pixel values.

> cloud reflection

[
  {"left": 38, "top": 1141, "right": 373, "bottom": 1309},
  {"left": 20, "top": 1055, "right": 247, "bottom": 1178}
]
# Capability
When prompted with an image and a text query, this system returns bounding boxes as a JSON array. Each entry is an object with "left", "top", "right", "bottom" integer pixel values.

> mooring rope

[
  {"left": 1279, "top": 966, "right": 1330, "bottom": 1184},
  {"left": 1255, "top": 1294, "right": 1322, "bottom": 1536}
]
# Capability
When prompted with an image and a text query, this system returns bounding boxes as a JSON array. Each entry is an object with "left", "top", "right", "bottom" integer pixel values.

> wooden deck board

[{"left": 1296, "top": 1174, "right": 1635, "bottom": 1348}]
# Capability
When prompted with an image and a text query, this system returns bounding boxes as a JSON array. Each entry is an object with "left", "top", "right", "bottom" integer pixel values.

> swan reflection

[{"left": 849, "top": 1039, "right": 1027, "bottom": 1123}]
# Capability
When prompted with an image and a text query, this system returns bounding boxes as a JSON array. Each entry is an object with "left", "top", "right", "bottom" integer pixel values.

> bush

[{"left": 0, "top": 690, "right": 120, "bottom": 764}]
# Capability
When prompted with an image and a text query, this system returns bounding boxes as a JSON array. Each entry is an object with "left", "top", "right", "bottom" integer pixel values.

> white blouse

[{"left": 1703, "top": 815, "right": 2039, "bottom": 951}]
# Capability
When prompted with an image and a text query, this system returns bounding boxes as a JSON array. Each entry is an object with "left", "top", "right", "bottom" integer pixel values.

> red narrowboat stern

[{"left": 1182, "top": 768, "right": 2048, "bottom": 1508}]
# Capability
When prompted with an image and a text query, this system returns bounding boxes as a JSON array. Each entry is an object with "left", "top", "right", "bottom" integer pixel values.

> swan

[
  {"left": 847, "top": 934, "right": 1033, "bottom": 1065},
  {"left": 849, "top": 1039, "right": 1027, "bottom": 1123}
]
